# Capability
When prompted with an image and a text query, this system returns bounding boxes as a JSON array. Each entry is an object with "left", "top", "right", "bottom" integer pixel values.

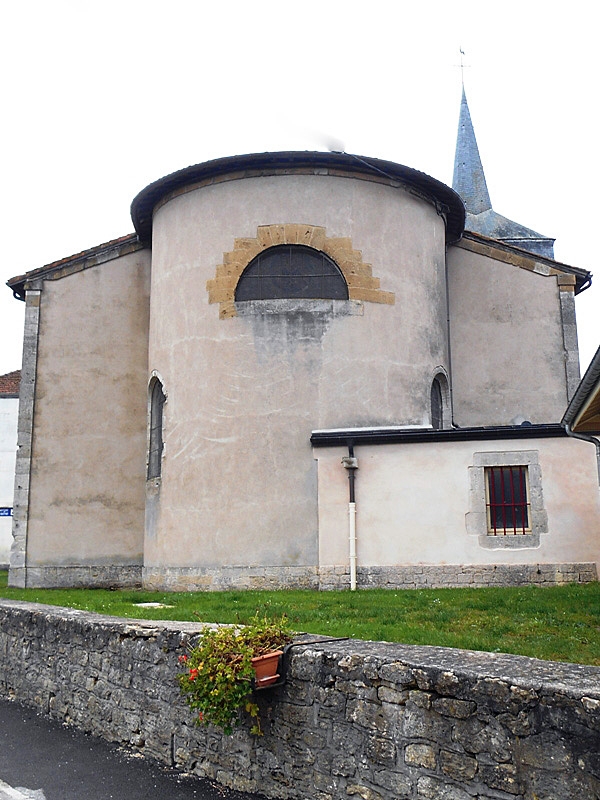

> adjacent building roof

[
  {"left": 0, "top": 370, "right": 21, "bottom": 397},
  {"left": 7, "top": 234, "right": 143, "bottom": 301},
  {"left": 562, "top": 346, "right": 600, "bottom": 434},
  {"left": 457, "top": 231, "right": 591, "bottom": 295},
  {"left": 453, "top": 88, "right": 556, "bottom": 259}
]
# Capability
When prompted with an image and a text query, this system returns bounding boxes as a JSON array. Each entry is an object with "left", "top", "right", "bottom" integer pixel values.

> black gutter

[{"left": 310, "top": 424, "right": 567, "bottom": 448}]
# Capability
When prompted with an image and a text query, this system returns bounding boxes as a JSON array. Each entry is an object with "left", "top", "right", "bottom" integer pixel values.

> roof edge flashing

[{"left": 311, "top": 423, "right": 567, "bottom": 447}]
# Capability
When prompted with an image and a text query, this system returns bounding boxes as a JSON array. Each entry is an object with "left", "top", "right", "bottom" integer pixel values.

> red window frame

[{"left": 485, "top": 466, "right": 530, "bottom": 535}]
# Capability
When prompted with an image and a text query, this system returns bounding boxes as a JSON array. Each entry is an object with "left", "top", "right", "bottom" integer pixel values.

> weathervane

[{"left": 458, "top": 47, "right": 469, "bottom": 87}]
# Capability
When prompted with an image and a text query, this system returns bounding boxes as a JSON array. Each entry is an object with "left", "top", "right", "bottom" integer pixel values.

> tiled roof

[
  {"left": 7, "top": 234, "right": 142, "bottom": 300},
  {"left": 0, "top": 370, "right": 21, "bottom": 396}
]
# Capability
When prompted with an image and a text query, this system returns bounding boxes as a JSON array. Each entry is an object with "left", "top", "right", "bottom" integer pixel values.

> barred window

[
  {"left": 148, "top": 379, "right": 166, "bottom": 479},
  {"left": 485, "top": 466, "right": 530, "bottom": 535},
  {"left": 235, "top": 245, "right": 348, "bottom": 301}
]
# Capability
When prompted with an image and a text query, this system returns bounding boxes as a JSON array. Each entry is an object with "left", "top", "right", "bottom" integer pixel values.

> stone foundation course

[{"left": 0, "top": 599, "right": 599, "bottom": 799}]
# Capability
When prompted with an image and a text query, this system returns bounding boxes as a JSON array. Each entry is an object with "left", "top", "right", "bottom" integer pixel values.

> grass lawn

[{"left": 1, "top": 571, "right": 599, "bottom": 666}]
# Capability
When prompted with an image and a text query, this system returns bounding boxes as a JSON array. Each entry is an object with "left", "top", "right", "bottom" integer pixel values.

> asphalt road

[{"left": 0, "top": 699, "right": 266, "bottom": 800}]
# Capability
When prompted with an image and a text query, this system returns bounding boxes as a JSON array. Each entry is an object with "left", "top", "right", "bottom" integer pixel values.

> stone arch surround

[{"left": 206, "top": 223, "right": 395, "bottom": 318}]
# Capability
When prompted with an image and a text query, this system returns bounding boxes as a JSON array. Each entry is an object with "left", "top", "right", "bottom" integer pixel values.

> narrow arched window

[
  {"left": 148, "top": 379, "right": 166, "bottom": 479},
  {"left": 431, "top": 377, "right": 444, "bottom": 430},
  {"left": 235, "top": 245, "right": 348, "bottom": 301}
]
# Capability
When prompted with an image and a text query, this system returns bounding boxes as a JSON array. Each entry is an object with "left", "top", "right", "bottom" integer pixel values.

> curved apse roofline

[{"left": 130, "top": 151, "right": 466, "bottom": 245}]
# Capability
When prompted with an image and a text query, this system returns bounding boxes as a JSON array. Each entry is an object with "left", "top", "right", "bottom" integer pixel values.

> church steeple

[
  {"left": 452, "top": 87, "right": 555, "bottom": 259},
  {"left": 453, "top": 87, "right": 492, "bottom": 215}
]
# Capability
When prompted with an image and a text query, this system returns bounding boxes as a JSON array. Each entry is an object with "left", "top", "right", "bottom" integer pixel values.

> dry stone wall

[{"left": 0, "top": 599, "right": 599, "bottom": 799}]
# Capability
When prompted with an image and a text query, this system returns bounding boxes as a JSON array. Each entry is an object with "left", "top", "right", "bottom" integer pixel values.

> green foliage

[
  {"left": 177, "top": 614, "right": 292, "bottom": 735},
  {"left": 1, "top": 571, "right": 599, "bottom": 665}
]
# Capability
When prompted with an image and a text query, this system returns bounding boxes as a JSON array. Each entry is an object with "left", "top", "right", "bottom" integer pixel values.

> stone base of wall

[
  {"left": 8, "top": 564, "right": 143, "bottom": 589},
  {"left": 0, "top": 600, "right": 599, "bottom": 800},
  {"left": 142, "top": 565, "right": 319, "bottom": 591},
  {"left": 319, "top": 562, "right": 599, "bottom": 590},
  {"left": 144, "top": 562, "right": 598, "bottom": 592},
  {"left": 9, "top": 561, "right": 598, "bottom": 591}
]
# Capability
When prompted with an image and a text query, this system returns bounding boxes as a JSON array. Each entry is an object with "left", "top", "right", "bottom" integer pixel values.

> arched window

[
  {"left": 430, "top": 373, "right": 449, "bottom": 431},
  {"left": 431, "top": 378, "right": 443, "bottom": 430},
  {"left": 235, "top": 245, "right": 348, "bottom": 302},
  {"left": 148, "top": 379, "right": 166, "bottom": 479}
]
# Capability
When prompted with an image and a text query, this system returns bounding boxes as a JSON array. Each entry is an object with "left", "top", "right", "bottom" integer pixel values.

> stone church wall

[
  {"left": 447, "top": 240, "right": 574, "bottom": 427},
  {"left": 145, "top": 171, "right": 450, "bottom": 584},
  {"left": 11, "top": 245, "right": 151, "bottom": 587},
  {"left": 0, "top": 600, "right": 598, "bottom": 799}
]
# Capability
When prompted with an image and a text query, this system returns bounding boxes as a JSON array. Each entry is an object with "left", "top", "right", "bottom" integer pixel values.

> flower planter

[
  {"left": 178, "top": 615, "right": 292, "bottom": 734},
  {"left": 251, "top": 650, "right": 283, "bottom": 688}
]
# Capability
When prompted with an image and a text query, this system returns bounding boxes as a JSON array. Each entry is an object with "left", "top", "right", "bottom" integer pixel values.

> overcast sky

[{"left": 0, "top": 0, "right": 597, "bottom": 378}]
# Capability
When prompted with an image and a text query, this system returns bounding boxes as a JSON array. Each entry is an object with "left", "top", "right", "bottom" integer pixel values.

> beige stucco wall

[
  {"left": 0, "top": 397, "right": 18, "bottom": 564},
  {"left": 145, "top": 173, "right": 450, "bottom": 572},
  {"left": 316, "top": 436, "right": 600, "bottom": 570},
  {"left": 24, "top": 249, "right": 151, "bottom": 567},
  {"left": 447, "top": 244, "right": 569, "bottom": 426}
]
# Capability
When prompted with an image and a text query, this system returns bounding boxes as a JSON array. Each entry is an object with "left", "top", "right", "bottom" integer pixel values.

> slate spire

[
  {"left": 452, "top": 87, "right": 555, "bottom": 259},
  {"left": 453, "top": 87, "right": 492, "bottom": 215}
]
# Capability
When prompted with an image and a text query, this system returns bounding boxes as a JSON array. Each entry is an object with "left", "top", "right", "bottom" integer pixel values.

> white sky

[{"left": 0, "top": 0, "right": 597, "bottom": 378}]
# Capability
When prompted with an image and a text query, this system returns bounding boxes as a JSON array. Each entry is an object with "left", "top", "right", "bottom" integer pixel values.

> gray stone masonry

[
  {"left": 140, "top": 563, "right": 597, "bottom": 593},
  {"left": 320, "top": 563, "right": 597, "bottom": 591},
  {"left": 0, "top": 600, "right": 599, "bottom": 799}
]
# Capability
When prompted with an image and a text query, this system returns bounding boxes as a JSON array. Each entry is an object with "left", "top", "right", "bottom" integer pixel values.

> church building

[{"left": 6, "top": 92, "right": 599, "bottom": 590}]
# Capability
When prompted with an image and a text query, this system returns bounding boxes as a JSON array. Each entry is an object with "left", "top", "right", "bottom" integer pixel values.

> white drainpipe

[
  {"left": 348, "top": 500, "right": 357, "bottom": 591},
  {"left": 342, "top": 451, "right": 359, "bottom": 591}
]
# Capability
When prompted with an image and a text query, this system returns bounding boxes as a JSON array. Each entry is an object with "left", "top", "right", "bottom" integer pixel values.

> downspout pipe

[
  {"left": 341, "top": 443, "right": 358, "bottom": 591},
  {"left": 564, "top": 424, "right": 600, "bottom": 486}
]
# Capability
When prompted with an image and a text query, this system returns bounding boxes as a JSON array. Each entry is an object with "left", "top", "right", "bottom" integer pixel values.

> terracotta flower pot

[{"left": 251, "top": 650, "right": 283, "bottom": 688}]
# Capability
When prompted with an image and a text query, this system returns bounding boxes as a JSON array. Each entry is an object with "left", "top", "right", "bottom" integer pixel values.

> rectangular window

[{"left": 485, "top": 466, "right": 530, "bottom": 535}]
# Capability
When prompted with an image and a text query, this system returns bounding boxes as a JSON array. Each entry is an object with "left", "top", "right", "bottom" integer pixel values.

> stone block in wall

[
  {"left": 404, "top": 743, "right": 437, "bottom": 769},
  {"left": 432, "top": 697, "right": 475, "bottom": 719},
  {"left": 371, "top": 769, "right": 413, "bottom": 798},
  {"left": 516, "top": 731, "right": 574, "bottom": 771},
  {"left": 440, "top": 750, "right": 478, "bottom": 782},
  {"left": 476, "top": 760, "right": 522, "bottom": 795},
  {"left": 402, "top": 702, "right": 452, "bottom": 744},
  {"left": 416, "top": 775, "right": 473, "bottom": 800}
]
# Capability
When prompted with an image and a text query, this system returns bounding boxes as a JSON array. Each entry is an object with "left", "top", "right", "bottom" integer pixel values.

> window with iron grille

[
  {"left": 148, "top": 379, "right": 166, "bottom": 480},
  {"left": 485, "top": 465, "right": 530, "bottom": 535},
  {"left": 235, "top": 245, "right": 348, "bottom": 302}
]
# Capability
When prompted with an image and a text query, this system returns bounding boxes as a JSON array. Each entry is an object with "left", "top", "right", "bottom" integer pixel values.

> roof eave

[
  {"left": 130, "top": 151, "right": 466, "bottom": 245},
  {"left": 311, "top": 423, "right": 567, "bottom": 448},
  {"left": 458, "top": 231, "right": 592, "bottom": 294},
  {"left": 7, "top": 234, "right": 143, "bottom": 301},
  {"left": 562, "top": 346, "right": 600, "bottom": 430}
]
